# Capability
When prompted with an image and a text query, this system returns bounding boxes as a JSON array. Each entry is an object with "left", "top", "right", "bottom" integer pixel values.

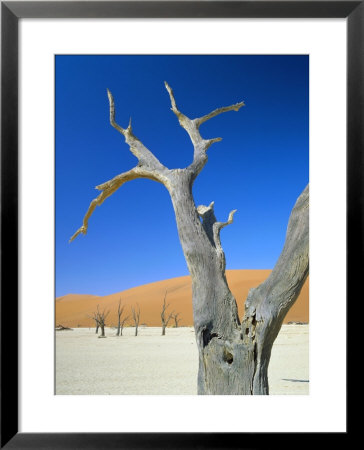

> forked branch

[
  {"left": 107, "top": 89, "right": 166, "bottom": 171},
  {"left": 70, "top": 83, "right": 244, "bottom": 242},
  {"left": 164, "top": 81, "right": 244, "bottom": 176},
  {"left": 243, "top": 185, "right": 309, "bottom": 330},
  {"left": 70, "top": 89, "right": 171, "bottom": 243}
]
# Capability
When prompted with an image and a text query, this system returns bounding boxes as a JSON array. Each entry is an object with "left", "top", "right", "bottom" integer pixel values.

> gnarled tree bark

[{"left": 71, "top": 82, "right": 308, "bottom": 394}]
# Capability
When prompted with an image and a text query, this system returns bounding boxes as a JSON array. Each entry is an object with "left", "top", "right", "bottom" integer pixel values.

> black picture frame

[{"left": 1, "top": 1, "right": 355, "bottom": 448}]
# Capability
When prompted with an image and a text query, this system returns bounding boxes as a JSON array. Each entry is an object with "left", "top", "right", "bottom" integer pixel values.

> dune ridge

[{"left": 56, "top": 269, "right": 308, "bottom": 328}]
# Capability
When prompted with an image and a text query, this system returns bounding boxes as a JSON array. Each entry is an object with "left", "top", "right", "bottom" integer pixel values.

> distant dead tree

[
  {"left": 161, "top": 292, "right": 174, "bottom": 336},
  {"left": 89, "top": 305, "right": 110, "bottom": 337},
  {"left": 89, "top": 315, "right": 99, "bottom": 334},
  {"left": 116, "top": 299, "right": 129, "bottom": 336},
  {"left": 119, "top": 314, "right": 129, "bottom": 336},
  {"left": 172, "top": 312, "right": 182, "bottom": 328},
  {"left": 131, "top": 304, "right": 141, "bottom": 336}
]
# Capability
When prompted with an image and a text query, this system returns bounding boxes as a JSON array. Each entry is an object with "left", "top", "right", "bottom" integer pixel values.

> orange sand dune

[{"left": 56, "top": 270, "right": 308, "bottom": 328}]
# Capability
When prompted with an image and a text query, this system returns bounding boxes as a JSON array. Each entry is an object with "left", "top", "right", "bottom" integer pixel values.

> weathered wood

[
  {"left": 71, "top": 83, "right": 308, "bottom": 394},
  {"left": 242, "top": 185, "right": 309, "bottom": 394}
]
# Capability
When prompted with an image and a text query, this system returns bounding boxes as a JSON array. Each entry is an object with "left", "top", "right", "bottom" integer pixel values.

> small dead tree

[
  {"left": 89, "top": 315, "right": 99, "bottom": 334},
  {"left": 172, "top": 312, "right": 182, "bottom": 328},
  {"left": 160, "top": 291, "right": 174, "bottom": 336},
  {"left": 71, "top": 82, "right": 308, "bottom": 394},
  {"left": 116, "top": 299, "right": 129, "bottom": 336},
  {"left": 119, "top": 314, "right": 129, "bottom": 336},
  {"left": 89, "top": 305, "right": 110, "bottom": 338},
  {"left": 131, "top": 304, "right": 140, "bottom": 336}
]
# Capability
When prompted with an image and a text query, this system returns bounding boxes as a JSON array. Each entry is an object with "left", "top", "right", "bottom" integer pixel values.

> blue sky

[{"left": 56, "top": 55, "right": 308, "bottom": 297}]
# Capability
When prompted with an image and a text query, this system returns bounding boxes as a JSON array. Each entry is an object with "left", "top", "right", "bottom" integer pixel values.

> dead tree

[
  {"left": 71, "top": 82, "right": 309, "bottom": 395},
  {"left": 131, "top": 304, "right": 141, "bottom": 336},
  {"left": 119, "top": 314, "right": 129, "bottom": 336},
  {"left": 160, "top": 291, "right": 174, "bottom": 336},
  {"left": 86, "top": 313, "right": 99, "bottom": 334},
  {"left": 116, "top": 299, "right": 128, "bottom": 336},
  {"left": 172, "top": 313, "right": 182, "bottom": 328},
  {"left": 89, "top": 305, "right": 110, "bottom": 337}
]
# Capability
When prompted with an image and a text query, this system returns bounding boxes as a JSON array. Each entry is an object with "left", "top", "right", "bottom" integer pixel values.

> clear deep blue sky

[{"left": 56, "top": 55, "right": 308, "bottom": 297}]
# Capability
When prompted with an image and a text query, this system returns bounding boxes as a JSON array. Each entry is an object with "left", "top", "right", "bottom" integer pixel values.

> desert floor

[{"left": 56, "top": 324, "right": 308, "bottom": 395}]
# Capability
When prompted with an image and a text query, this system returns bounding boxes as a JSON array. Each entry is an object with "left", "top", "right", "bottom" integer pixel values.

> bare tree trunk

[
  {"left": 71, "top": 82, "right": 308, "bottom": 395},
  {"left": 240, "top": 185, "right": 309, "bottom": 394},
  {"left": 183, "top": 185, "right": 307, "bottom": 395},
  {"left": 100, "top": 325, "right": 105, "bottom": 337},
  {"left": 168, "top": 172, "right": 246, "bottom": 394}
]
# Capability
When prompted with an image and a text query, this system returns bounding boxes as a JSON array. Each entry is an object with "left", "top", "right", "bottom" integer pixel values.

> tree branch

[
  {"left": 70, "top": 167, "right": 161, "bottom": 242},
  {"left": 107, "top": 89, "right": 166, "bottom": 171},
  {"left": 71, "top": 85, "right": 243, "bottom": 243},
  {"left": 197, "top": 202, "right": 237, "bottom": 271},
  {"left": 164, "top": 82, "right": 244, "bottom": 178},
  {"left": 166, "top": 310, "right": 174, "bottom": 326},
  {"left": 196, "top": 201, "right": 217, "bottom": 246},
  {"left": 70, "top": 90, "right": 175, "bottom": 243},
  {"left": 239, "top": 184, "right": 308, "bottom": 394},
  {"left": 213, "top": 209, "right": 237, "bottom": 271},
  {"left": 243, "top": 185, "right": 309, "bottom": 336},
  {"left": 195, "top": 102, "right": 245, "bottom": 127}
]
